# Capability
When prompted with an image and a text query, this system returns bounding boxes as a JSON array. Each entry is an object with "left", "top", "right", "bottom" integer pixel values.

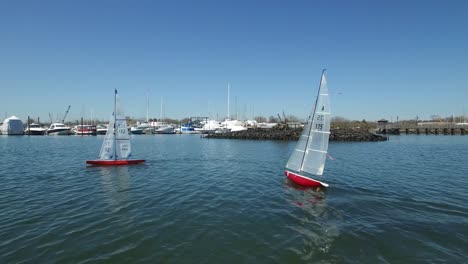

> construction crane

[{"left": 62, "top": 105, "right": 71, "bottom": 123}]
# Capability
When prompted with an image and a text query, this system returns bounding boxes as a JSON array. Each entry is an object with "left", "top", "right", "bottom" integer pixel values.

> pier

[{"left": 377, "top": 120, "right": 467, "bottom": 135}]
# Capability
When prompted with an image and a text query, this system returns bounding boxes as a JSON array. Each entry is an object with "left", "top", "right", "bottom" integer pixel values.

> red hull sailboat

[
  {"left": 284, "top": 70, "right": 331, "bottom": 188},
  {"left": 284, "top": 171, "right": 329, "bottom": 188},
  {"left": 86, "top": 89, "right": 145, "bottom": 166},
  {"left": 86, "top": 159, "right": 145, "bottom": 166}
]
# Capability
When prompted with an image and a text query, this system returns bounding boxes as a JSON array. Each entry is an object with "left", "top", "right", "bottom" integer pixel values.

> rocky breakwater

[
  {"left": 330, "top": 127, "right": 388, "bottom": 141},
  {"left": 205, "top": 124, "right": 388, "bottom": 141}
]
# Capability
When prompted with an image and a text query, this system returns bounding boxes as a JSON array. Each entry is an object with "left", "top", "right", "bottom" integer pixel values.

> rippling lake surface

[{"left": 0, "top": 135, "right": 467, "bottom": 263}]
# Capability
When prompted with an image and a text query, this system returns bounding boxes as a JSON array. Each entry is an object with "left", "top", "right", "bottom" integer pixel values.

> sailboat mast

[
  {"left": 228, "top": 83, "right": 230, "bottom": 120},
  {"left": 300, "top": 69, "right": 326, "bottom": 171},
  {"left": 114, "top": 89, "right": 117, "bottom": 161},
  {"left": 146, "top": 92, "right": 149, "bottom": 123},
  {"left": 463, "top": 106, "right": 466, "bottom": 123},
  {"left": 160, "top": 96, "right": 163, "bottom": 121}
]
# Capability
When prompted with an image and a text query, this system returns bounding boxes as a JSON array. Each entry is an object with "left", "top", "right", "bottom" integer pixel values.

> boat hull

[
  {"left": 181, "top": 128, "right": 200, "bottom": 134},
  {"left": 86, "top": 159, "right": 145, "bottom": 166},
  {"left": 130, "top": 129, "right": 144, "bottom": 135},
  {"left": 47, "top": 129, "right": 72, "bottom": 135},
  {"left": 284, "top": 170, "right": 329, "bottom": 188},
  {"left": 25, "top": 130, "right": 47, "bottom": 135},
  {"left": 73, "top": 126, "right": 97, "bottom": 136},
  {"left": 156, "top": 131, "right": 176, "bottom": 134},
  {"left": 96, "top": 129, "right": 107, "bottom": 135},
  {"left": 74, "top": 132, "right": 97, "bottom": 136},
  {"left": 155, "top": 126, "right": 175, "bottom": 134}
]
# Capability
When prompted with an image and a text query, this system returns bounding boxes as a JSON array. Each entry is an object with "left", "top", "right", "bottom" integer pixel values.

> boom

[{"left": 62, "top": 105, "right": 71, "bottom": 123}]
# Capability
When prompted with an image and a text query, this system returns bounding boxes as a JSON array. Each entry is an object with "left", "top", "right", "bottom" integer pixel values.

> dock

[{"left": 377, "top": 120, "right": 467, "bottom": 135}]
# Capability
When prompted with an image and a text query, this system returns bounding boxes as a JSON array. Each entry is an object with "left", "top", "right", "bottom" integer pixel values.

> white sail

[
  {"left": 99, "top": 115, "right": 115, "bottom": 160},
  {"left": 286, "top": 71, "right": 330, "bottom": 176},
  {"left": 98, "top": 91, "right": 131, "bottom": 160}
]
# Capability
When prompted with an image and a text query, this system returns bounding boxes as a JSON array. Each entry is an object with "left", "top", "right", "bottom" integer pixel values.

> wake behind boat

[
  {"left": 86, "top": 90, "right": 145, "bottom": 166},
  {"left": 284, "top": 70, "right": 331, "bottom": 188}
]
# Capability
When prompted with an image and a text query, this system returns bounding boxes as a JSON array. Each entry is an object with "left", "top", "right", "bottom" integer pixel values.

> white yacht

[
  {"left": 155, "top": 125, "right": 175, "bottom": 134},
  {"left": 201, "top": 120, "right": 222, "bottom": 134},
  {"left": 47, "top": 123, "right": 71, "bottom": 135},
  {"left": 130, "top": 122, "right": 151, "bottom": 134},
  {"left": 96, "top": 124, "right": 108, "bottom": 135},
  {"left": 221, "top": 119, "right": 247, "bottom": 132},
  {"left": 24, "top": 123, "right": 47, "bottom": 135}
]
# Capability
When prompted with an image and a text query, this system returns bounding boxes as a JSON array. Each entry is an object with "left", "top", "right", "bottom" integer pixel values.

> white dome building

[{"left": 1, "top": 116, "right": 24, "bottom": 135}]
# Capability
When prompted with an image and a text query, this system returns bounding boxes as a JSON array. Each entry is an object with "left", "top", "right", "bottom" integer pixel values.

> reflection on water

[
  {"left": 284, "top": 179, "right": 343, "bottom": 261},
  {"left": 92, "top": 166, "right": 132, "bottom": 212}
]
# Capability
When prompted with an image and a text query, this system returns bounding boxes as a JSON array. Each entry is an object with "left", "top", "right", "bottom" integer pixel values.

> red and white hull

[
  {"left": 86, "top": 159, "right": 145, "bottom": 166},
  {"left": 284, "top": 170, "right": 329, "bottom": 188}
]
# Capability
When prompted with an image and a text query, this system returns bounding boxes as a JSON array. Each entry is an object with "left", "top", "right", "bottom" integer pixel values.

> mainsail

[
  {"left": 286, "top": 70, "right": 330, "bottom": 176},
  {"left": 99, "top": 115, "right": 115, "bottom": 160},
  {"left": 99, "top": 91, "right": 131, "bottom": 160}
]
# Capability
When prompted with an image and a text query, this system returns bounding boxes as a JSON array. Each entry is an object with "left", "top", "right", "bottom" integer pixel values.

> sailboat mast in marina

[
  {"left": 284, "top": 70, "right": 331, "bottom": 188},
  {"left": 86, "top": 90, "right": 145, "bottom": 166}
]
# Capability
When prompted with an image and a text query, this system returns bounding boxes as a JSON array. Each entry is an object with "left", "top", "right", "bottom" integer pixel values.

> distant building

[
  {"left": 1, "top": 116, "right": 24, "bottom": 135},
  {"left": 377, "top": 119, "right": 388, "bottom": 129}
]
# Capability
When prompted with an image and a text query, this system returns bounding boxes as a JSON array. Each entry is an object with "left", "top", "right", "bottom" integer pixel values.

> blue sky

[{"left": 1, "top": 0, "right": 467, "bottom": 122}]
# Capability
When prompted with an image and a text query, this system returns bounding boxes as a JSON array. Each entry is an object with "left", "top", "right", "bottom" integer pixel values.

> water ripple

[{"left": 0, "top": 135, "right": 467, "bottom": 263}]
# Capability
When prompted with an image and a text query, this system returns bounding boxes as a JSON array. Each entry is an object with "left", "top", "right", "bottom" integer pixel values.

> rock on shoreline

[{"left": 205, "top": 125, "right": 388, "bottom": 141}]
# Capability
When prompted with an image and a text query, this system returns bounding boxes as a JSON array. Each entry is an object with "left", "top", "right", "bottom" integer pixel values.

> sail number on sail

[
  {"left": 104, "top": 141, "right": 111, "bottom": 154},
  {"left": 315, "top": 114, "right": 324, "bottom": 130}
]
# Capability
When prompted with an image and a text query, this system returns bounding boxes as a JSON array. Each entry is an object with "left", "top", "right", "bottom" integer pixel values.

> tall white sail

[
  {"left": 99, "top": 91, "right": 131, "bottom": 160},
  {"left": 99, "top": 115, "right": 115, "bottom": 160},
  {"left": 286, "top": 70, "right": 330, "bottom": 176}
]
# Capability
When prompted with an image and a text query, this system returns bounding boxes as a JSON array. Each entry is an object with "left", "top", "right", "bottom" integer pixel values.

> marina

[{"left": 1, "top": 0, "right": 467, "bottom": 263}]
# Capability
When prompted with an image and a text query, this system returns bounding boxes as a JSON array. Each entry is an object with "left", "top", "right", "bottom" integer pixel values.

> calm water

[{"left": 0, "top": 135, "right": 467, "bottom": 263}]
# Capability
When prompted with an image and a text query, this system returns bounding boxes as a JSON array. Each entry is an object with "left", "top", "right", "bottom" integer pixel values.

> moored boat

[
  {"left": 180, "top": 121, "right": 200, "bottom": 134},
  {"left": 47, "top": 123, "right": 72, "bottom": 135},
  {"left": 24, "top": 123, "right": 47, "bottom": 135},
  {"left": 130, "top": 122, "right": 151, "bottom": 134},
  {"left": 201, "top": 120, "right": 221, "bottom": 134},
  {"left": 155, "top": 125, "right": 175, "bottom": 134},
  {"left": 96, "top": 124, "right": 108, "bottom": 135},
  {"left": 73, "top": 125, "right": 97, "bottom": 135},
  {"left": 221, "top": 119, "right": 247, "bottom": 132}
]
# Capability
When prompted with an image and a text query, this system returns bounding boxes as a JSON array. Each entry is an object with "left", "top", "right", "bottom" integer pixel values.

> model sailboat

[
  {"left": 86, "top": 90, "right": 145, "bottom": 166},
  {"left": 284, "top": 70, "right": 330, "bottom": 188}
]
